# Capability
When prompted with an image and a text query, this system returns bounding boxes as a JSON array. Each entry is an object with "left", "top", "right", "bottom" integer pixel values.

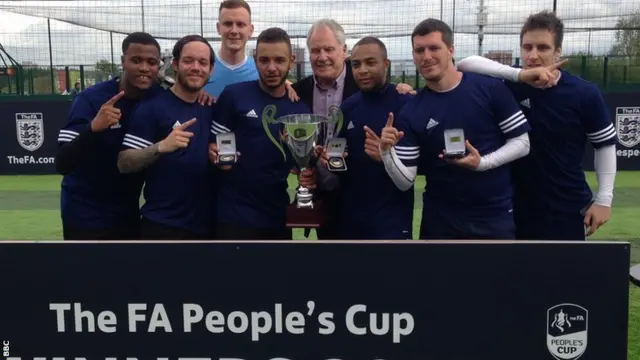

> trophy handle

[
  {"left": 262, "top": 105, "right": 287, "bottom": 162},
  {"left": 327, "top": 105, "right": 344, "bottom": 144}
]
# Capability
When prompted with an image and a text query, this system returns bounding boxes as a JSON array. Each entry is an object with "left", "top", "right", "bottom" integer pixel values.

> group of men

[{"left": 55, "top": 0, "right": 617, "bottom": 242}]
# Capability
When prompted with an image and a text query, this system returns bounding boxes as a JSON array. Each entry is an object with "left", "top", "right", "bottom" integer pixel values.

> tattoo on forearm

[{"left": 117, "top": 143, "right": 162, "bottom": 173}]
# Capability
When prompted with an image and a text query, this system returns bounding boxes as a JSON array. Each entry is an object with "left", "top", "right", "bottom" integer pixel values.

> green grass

[{"left": 0, "top": 172, "right": 639, "bottom": 358}]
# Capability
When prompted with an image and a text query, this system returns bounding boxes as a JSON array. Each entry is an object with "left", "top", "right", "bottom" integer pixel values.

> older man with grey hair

[
  {"left": 292, "top": 19, "right": 358, "bottom": 240},
  {"left": 295, "top": 19, "right": 357, "bottom": 114},
  {"left": 292, "top": 19, "right": 410, "bottom": 240}
]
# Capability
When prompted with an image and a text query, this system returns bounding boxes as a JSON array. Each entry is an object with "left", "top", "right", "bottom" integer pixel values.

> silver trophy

[
  {"left": 275, "top": 113, "right": 329, "bottom": 209},
  {"left": 261, "top": 105, "right": 344, "bottom": 228}
]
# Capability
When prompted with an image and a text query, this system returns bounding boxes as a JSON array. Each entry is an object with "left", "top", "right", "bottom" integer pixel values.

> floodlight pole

[
  {"left": 47, "top": 18, "right": 55, "bottom": 94},
  {"left": 200, "top": 0, "right": 204, "bottom": 36},
  {"left": 141, "top": 0, "right": 146, "bottom": 32},
  {"left": 110, "top": 31, "right": 115, "bottom": 74},
  {"left": 452, "top": 0, "right": 456, "bottom": 30},
  {"left": 477, "top": 0, "right": 487, "bottom": 56}
]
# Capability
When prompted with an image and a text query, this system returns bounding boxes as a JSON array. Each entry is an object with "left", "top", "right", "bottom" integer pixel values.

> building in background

[
  {"left": 292, "top": 46, "right": 306, "bottom": 77},
  {"left": 483, "top": 50, "right": 513, "bottom": 65}
]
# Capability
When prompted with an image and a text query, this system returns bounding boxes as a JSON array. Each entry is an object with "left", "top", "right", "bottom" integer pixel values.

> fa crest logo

[
  {"left": 546, "top": 303, "right": 588, "bottom": 360},
  {"left": 15, "top": 112, "right": 44, "bottom": 152},
  {"left": 615, "top": 107, "right": 640, "bottom": 148}
]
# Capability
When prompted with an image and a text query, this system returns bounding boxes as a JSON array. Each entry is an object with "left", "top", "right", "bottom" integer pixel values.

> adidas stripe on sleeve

[
  {"left": 57, "top": 97, "right": 94, "bottom": 145},
  {"left": 380, "top": 111, "right": 418, "bottom": 192},
  {"left": 121, "top": 103, "right": 157, "bottom": 150},
  {"left": 581, "top": 85, "right": 617, "bottom": 148},
  {"left": 491, "top": 80, "right": 531, "bottom": 139},
  {"left": 395, "top": 113, "right": 420, "bottom": 167},
  {"left": 209, "top": 88, "right": 234, "bottom": 143}
]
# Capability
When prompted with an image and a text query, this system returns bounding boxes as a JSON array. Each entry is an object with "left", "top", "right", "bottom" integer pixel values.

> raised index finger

[
  {"left": 385, "top": 112, "right": 394, "bottom": 128},
  {"left": 363, "top": 126, "right": 380, "bottom": 139},
  {"left": 105, "top": 91, "right": 125, "bottom": 106},
  {"left": 178, "top": 117, "right": 197, "bottom": 130},
  {"left": 548, "top": 58, "right": 568, "bottom": 70}
]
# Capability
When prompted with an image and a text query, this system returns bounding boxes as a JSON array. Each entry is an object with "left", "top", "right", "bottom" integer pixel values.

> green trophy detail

[{"left": 261, "top": 104, "right": 287, "bottom": 162}]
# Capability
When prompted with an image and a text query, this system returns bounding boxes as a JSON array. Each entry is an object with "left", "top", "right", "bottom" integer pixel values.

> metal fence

[{"left": 0, "top": 0, "right": 639, "bottom": 95}]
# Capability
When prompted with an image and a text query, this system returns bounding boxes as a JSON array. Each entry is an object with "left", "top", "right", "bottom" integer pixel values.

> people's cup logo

[{"left": 546, "top": 304, "right": 588, "bottom": 360}]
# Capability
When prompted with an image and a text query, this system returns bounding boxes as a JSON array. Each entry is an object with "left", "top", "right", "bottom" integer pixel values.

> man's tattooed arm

[{"left": 117, "top": 143, "right": 163, "bottom": 173}]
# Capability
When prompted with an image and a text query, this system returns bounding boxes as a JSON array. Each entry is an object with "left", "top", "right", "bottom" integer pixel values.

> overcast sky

[{"left": 0, "top": 0, "right": 637, "bottom": 74}]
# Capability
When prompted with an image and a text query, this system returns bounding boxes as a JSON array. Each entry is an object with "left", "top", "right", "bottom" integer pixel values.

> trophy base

[{"left": 286, "top": 200, "right": 325, "bottom": 228}]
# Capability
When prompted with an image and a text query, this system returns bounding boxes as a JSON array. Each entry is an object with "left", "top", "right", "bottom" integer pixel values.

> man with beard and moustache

[
  {"left": 55, "top": 32, "right": 164, "bottom": 240},
  {"left": 117, "top": 35, "right": 216, "bottom": 240},
  {"left": 325, "top": 37, "right": 415, "bottom": 240},
  {"left": 380, "top": 19, "right": 532, "bottom": 240},
  {"left": 455, "top": 11, "right": 617, "bottom": 240},
  {"left": 208, "top": 27, "right": 313, "bottom": 240}
]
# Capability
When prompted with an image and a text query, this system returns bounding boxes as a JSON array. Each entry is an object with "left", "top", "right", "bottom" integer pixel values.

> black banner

[
  {"left": 0, "top": 92, "right": 638, "bottom": 175},
  {"left": 0, "top": 98, "right": 71, "bottom": 175},
  {"left": 0, "top": 241, "right": 630, "bottom": 360},
  {"left": 583, "top": 92, "right": 640, "bottom": 171}
]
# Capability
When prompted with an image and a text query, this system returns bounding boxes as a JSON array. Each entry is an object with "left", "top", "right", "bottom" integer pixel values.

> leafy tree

[
  {"left": 95, "top": 59, "right": 118, "bottom": 74},
  {"left": 610, "top": 13, "right": 640, "bottom": 57}
]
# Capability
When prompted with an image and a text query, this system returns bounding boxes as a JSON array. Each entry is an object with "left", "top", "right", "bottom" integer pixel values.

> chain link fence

[{"left": 0, "top": 0, "right": 639, "bottom": 95}]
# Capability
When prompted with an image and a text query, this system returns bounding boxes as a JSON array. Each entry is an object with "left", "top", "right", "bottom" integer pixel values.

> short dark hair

[
  {"left": 353, "top": 36, "right": 388, "bottom": 59},
  {"left": 172, "top": 35, "right": 215, "bottom": 65},
  {"left": 411, "top": 18, "right": 454, "bottom": 47},
  {"left": 256, "top": 27, "right": 292, "bottom": 53},
  {"left": 219, "top": 0, "right": 251, "bottom": 15},
  {"left": 520, "top": 11, "right": 564, "bottom": 49},
  {"left": 122, "top": 32, "right": 161, "bottom": 54}
]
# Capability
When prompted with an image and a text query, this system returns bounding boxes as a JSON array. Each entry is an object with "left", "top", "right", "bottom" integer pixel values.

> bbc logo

[{"left": 2, "top": 340, "right": 9, "bottom": 357}]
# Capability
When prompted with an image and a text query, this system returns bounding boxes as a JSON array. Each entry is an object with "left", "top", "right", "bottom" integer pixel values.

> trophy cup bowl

[{"left": 275, "top": 113, "right": 329, "bottom": 228}]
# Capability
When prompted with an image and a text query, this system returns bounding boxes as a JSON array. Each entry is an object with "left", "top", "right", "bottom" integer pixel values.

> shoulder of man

[
  {"left": 79, "top": 78, "right": 120, "bottom": 101},
  {"left": 225, "top": 79, "right": 257, "bottom": 93},
  {"left": 463, "top": 72, "right": 516, "bottom": 97},
  {"left": 559, "top": 70, "right": 598, "bottom": 92},
  {"left": 340, "top": 90, "right": 363, "bottom": 113},
  {"left": 127, "top": 92, "right": 163, "bottom": 121},
  {"left": 395, "top": 89, "right": 426, "bottom": 122},
  {"left": 291, "top": 75, "right": 313, "bottom": 91}
]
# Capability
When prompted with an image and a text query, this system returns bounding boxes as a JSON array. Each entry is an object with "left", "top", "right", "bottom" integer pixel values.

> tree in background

[
  {"left": 610, "top": 12, "right": 640, "bottom": 57},
  {"left": 94, "top": 59, "right": 119, "bottom": 82},
  {"left": 95, "top": 59, "right": 118, "bottom": 75}
]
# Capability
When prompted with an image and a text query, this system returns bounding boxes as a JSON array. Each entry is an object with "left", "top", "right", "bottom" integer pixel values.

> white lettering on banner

[
  {"left": 344, "top": 304, "right": 415, "bottom": 343},
  {"left": 6, "top": 155, "right": 55, "bottom": 164},
  {"left": 129, "top": 303, "right": 173, "bottom": 332},
  {"left": 6, "top": 356, "right": 385, "bottom": 360},
  {"left": 2, "top": 340, "right": 9, "bottom": 357},
  {"left": 616, "top": 149, "right": 640, "bottom": 158},
  {"left": 50, "top": 303, "right": 118, "bottom": 333},
  {"left": 48, "top": 302, "right": 415, "bottom": 343}
]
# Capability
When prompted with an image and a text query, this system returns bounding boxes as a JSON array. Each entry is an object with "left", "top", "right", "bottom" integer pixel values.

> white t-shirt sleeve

[{"left": 457, "top": 55, "right": 522, "bottom": 83}]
